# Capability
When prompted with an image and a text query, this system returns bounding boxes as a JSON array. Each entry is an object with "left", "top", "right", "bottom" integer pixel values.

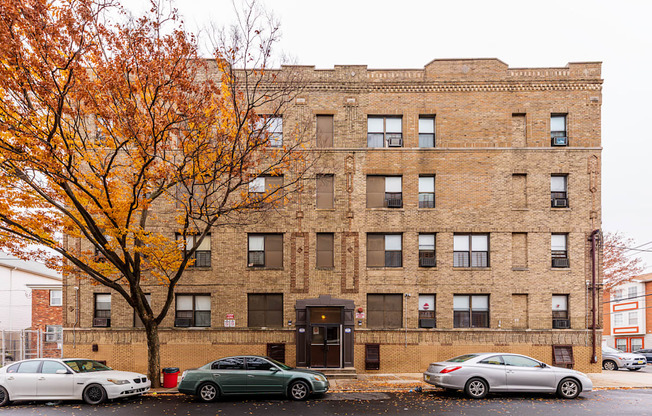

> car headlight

[
  {"left": 107, "top": 378, "right": 130, "bottom": 385},
  {"left": 313, "top": 375, "right": 327, "bottom": 382}
]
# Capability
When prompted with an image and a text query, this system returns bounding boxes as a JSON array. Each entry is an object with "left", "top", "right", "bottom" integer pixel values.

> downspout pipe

[{"left": 590, "top": 229, "right": 600, "bottom": 364}]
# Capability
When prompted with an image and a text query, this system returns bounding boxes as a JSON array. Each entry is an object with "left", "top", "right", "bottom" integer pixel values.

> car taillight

[{"left": 440, "top": 366, "right": 462, "bottom": 374}]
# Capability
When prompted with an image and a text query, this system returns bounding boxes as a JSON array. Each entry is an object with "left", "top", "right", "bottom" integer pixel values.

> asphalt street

[{"left": 1, "top": 389, "right": 652, "bottom": 416}]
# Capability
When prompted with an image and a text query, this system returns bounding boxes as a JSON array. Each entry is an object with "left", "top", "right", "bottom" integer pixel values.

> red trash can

[{"left": 162, "top": 367, "right": 180, "bottom": 388}]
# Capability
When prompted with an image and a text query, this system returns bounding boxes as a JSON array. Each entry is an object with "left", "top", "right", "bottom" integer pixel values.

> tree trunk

[{"left": 145, "top": 322, "right": 161, "bottom": 388}]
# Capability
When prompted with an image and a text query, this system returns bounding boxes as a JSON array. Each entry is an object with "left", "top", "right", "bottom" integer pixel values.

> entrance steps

[{"left": 316, "top": 367, "right": 358, "bottom": 380}]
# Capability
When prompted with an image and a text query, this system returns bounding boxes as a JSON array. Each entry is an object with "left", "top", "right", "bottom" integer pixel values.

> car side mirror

[
  {"left": 539, "top": 363, "right": 547, "bottom": 368},
  {"left": 270, "top": 367, "right": 280, "bottom": 372},
  {"left": 56, "top": 369, "right": 69, "bottom": 374}
]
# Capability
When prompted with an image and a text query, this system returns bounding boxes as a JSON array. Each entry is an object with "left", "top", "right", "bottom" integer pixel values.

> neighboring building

[
  {"left": 25, "top": 283, "right": 64, "bottom": 357},
  {"left": 603, "top": 273, "right": 652, "bottom": 352},
  {"left": 63, "top": 58, "right": 603, "bottom": 374},
  {"left": 0, "top": 253, "right": 62, "bottom": 331}
]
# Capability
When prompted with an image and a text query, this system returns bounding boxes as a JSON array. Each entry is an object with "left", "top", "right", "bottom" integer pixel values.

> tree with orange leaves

[
  {"left": 602, "top": 232, "right": 646, "bottom": 290},
  {"left": 0, "top": 0, "right": 308, "bottom": 386}
]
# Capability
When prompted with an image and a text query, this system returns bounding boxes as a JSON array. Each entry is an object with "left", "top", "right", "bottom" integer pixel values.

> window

[
  {"left": 418, "top": 176, "right": 435, "bottom": 208},
  {"left": 175, "top": 294, "right": 211, "bottom": 327},
  {"left": 49, "top": 290, "right": 62, "bottom": 306},
  {"left": 628, "top": 286, "right": 638, "bottom": 299},
  {"left": 248, "top": 234, "right": 283, "bottom": 268},
  {"left": 247, "top": 357, "right": 275, "bottom": 371},
  {"left": 615, "top": 338, "right": 627, "bottom": 351},
  {"left": 267, "top": 116, "right": 283, "bottom": 147},
  {"left": 134, "top": 293, "right": 151, "bottom": 328},
  {"left": 367, "top": 234, "right": 402, "bottom": 267},
  {"left": 367, "top": 116, "right": 402, "bottom": 148},
  {"left": 453, "top": 295, "right": 489, "bottom": 328},
  {"left": 612, "top": 289, "right": 624, "bottom": 301},
  {"left": 248, "top": 294, "right": 283, "bottom": 327},
  {"left": 93, "top": 294, "right": 111, "bottom": 327},
  {"left": 552, "top": 295, "right": 569, "bottom": 328},
  {"left": 551, "top": 114, "right": 567, "bottom": 146},
  {"left": 613, "top": 313, "right": 624, "bottom": 326},
  {"left": 316, "top": 115, "right": 334, "bottom": 147},
  {"left": 212, "top": 357, "right": 245, "bottom": 370},
  {"left": 45, "top": 325, "right": 63, "bottom": 342},
  {"left": 177, "top": 234, "right": 211, "bottom": 268},
  {"left": 551, "top": 234, "right": 569, "bottom": 268},
  {"left": 418, "top": 234, "right": 436, "bottom": 267},
  {"left": 629, "top": 311, "right": 638, "bottom": 326},
  {"left": 551, "top": 175, "right": 568, "bottom": 207},
  {"left": 316, "top": 233, "right": 334, "bottom": 268},
  {"left": 248, "top": 176, "right": 284, "bottom": 201},
  {"left": 316, "top": 174, "right": 334, "bottom": 209},
  {"left": 17, "top": 360, "right": 42, "bottom": 373},
  {"left": 41, "top": 361, "right": 67, "bottom": 374},
  {"left": 503, "top": 355, "right": 541, "bottom": 367},
  {"left": 367, "top": 294, "right": 402, "bottom": 328},
  {"left": 366, "top": 176, "right": 402, "bottom": 208},
  {"left": 419, "top": 116, "right": 435, "bottom": 147},
  {"left": 418, "top": 294, "right": 436, "bottom": 328},
  {"left": 453, "top": 234, "right": 489, "bottom": 268},
  {"left": 479, "top": 355, "right": 504, "bottom": 365}
]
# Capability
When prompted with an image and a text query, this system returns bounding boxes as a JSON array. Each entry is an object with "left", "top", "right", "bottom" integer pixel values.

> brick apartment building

[
  {"left": 603, "top": 273, "right": 652, "bottom": 352},
  {"left": 62, "top": 58, "right": 604, "bottom": 374}
]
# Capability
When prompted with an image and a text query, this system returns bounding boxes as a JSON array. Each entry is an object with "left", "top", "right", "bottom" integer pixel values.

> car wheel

[
  {"left": 464, "top": 378, "right": 488, "bottom": 399},
  {"left": 557, "top": 378, "right": 580, "bottom": 399},
  {"left": 628, "top": 368, "right": 641, "bottom": 371},
  {"left": 289, "top": 380, "right": 310, "bottom": 401},
  {"left": 0, "top": 386, "right": 10, "bottom": 407},
  {"left": 602, "top": 360, "right": 618, "bottom": 371},
  {"left": 197, "top": 382, "right": 219, "bottom": 403},
  {"left": 83, "top": 384, "right": 107, "bottom": 405}
]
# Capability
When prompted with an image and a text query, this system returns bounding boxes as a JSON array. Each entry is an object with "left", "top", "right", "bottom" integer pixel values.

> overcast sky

[{"left": 129, "top": 0, "right": 652, "bottom": 270}]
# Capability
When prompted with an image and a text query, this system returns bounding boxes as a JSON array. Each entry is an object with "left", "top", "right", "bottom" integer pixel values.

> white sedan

[{"left": 0, "top": 358, "right": 150, "bottom": 406}]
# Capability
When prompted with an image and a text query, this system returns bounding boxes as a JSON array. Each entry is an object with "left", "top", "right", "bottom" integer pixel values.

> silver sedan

[{"left": 423, "top": 353, "right": 593, "bottom": 399}]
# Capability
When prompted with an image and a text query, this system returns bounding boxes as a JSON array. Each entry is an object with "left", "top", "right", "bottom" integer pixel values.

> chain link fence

[{"left": 1, "top": 329, "right": 63, "bottom": 367}]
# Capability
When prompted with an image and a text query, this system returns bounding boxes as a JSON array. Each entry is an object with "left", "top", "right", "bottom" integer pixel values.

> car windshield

[
  {"left": 603, "top": 346, "right": 623, "bottom": 354},
  {"left": 64, "top": 360, "right": 112, "bottom": 373},
  {"left": 266, "top": 357, "right": 293, "bottom": 370},
  {"left": 446, "top": 354, "right": 480, "bottom": 362}
]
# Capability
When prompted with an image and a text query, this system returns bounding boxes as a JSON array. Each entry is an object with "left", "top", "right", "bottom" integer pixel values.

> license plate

[{"left": 638, "top": 361, "right": 645, "bottom": 364}]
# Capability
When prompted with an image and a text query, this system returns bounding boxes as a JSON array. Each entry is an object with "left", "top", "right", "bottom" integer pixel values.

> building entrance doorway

[{"left": 309, "top": 307, "right": 341, "bottom": 368}]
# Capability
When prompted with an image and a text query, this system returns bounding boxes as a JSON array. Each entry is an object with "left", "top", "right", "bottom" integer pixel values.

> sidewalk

[{"left": 149, "top": 370, "right": 652, "bottom": 395}]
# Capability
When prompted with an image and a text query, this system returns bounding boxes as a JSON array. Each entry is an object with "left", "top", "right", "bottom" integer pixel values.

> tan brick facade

[{"left": 63, "top": 58, "right": 603, "bottom": 373}]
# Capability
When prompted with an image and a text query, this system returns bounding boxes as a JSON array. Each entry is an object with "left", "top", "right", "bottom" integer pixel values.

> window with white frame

[
  {"left": 628, "top": 286, "right": 638, "bottom": 299},
  {"left": 248, "top": 234, "right": 283, "bottom": 268},
  {"left": 367, "top": 116, "right": 402, "bottom": 148},
  {"left": 49, "top": 290, "right": 62, "bottom": 306},
  {"left": 367, "top": 234, "right": 402, "bottom": 267},
  {"left": 453, "top": 234, "right": 489, "bottom": 268},
  {"left": 453, "top": 295, "right": 489, "bottom": 328},
  {"left": 45, "top": 325, "right": 63, "bottom": 342},
  {"left": 612, "top": 289, "right": 624, "bottom": 301},
  {"left": 551, "top": 234, "right": 569, "bottom": 268},
  {"left": 418, "top": 116, "right": 435, "bottom": 147},
  {"left": 552, "top": 294, "right": 569, "bottom": 328},
  {"left": 550, "top": 114, "right": 567, "bottom": 145},
  {"left": 418, "top": 176, "right": 435, "bottom": 208},
  {"left": 175, "top": 294, "right": 211, "bottom": 327},
  {"left": 93, "top": 294, "right": 111, "bottom": 327},
  {"left": 177, "top": 234, "right": 211, "bottom": 268},
  {"left": 614, "top": 313, "right": 624, "bottom": 326},
  {"left": 629, "top": 311, "right": 638, "bottom": 326},
  {"left": 418, "top": 234, "right": 436, "bottom": 267},
  {"left": 366, "top": 176, "right": 402, "bottom": 208},
  {"left": 267, "top": 116, "right": 283, "bottom": 147}
]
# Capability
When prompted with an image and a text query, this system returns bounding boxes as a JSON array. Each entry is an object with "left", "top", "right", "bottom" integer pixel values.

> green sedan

[{"left": 177, "top": 356, "right": 329, "bottom": 402}]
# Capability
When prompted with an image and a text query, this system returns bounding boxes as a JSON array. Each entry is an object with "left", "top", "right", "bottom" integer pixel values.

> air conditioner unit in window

[
  {"left": 552, "top": 258, "right": 570, "bottom": 268},
  {"left": 387, "top": 137, "right": 403, "bottom": 147},
  {"left": 93, "top": 318, "right": 110, "bottom": 327},
  {"left": 419, "top": 319, "right": 436, "bottom": 328},
  {"left": 552, "top": 136, "right": 568, "bottom": 146},
  {"left": 552, "top": 198, "right": 568, "bottom": 208},
  {"left": 174, "top": 318, "right": 192, "bottom": 327},
  {"left": 552, "top": 319, "right": 570, "bottom": 329}
]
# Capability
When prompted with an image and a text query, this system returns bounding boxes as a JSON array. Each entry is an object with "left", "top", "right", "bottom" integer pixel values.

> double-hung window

[
  {"left": 248, "top": 234, "right": 283, "bottom": 268},
  {"left": 453, "top": 295, "right": 489, "bottom": 328},
  {"left": 49, "top": 290, "right": 62, "bottom": 306},
  {"left": 367, "top": 234, "right": 402, "bottom": 267},
  {"left": 418, "top": 176, "right": 435, "bottom": 208},
  {"left": 93, "top": 294, "right": 111, "bottom": 327},
  {"left": 267, "top": 116, "right": 283, "bottom": 147},
  {"left": 551, "top": 175, "right": 568, "bottom": 207},
  {"left": 551, "top": 114, "right": 567, "bottom": 146},
  {"left": 552, "top": 295, "right": 570, "bottom": 328},
  {"left": 248, "top": 176, "right": 284, "bottom": 202},
  {"left": 418, "top": 294, "right": 436, "bottom": 328},
  {"left": 453, "top": 234, "right": 489, "bottom": 268},
  {"left": 418, "top": 234, "right": 436, "bottom": 267},
  {"left": 367, "top": 116, "right": 402, "bottom": 148},
  {"left": 316, "top": 233, "right": 334, "bottom": 268},
  {"left": 248, "top": 294, "right": 283, "bottom": 327},
  {"left": 316, "top": 174, "right": 334, "bottom": 209},
  {"left": 628, "top": 286, "right": 638, "bottom": 299},
  {"left": 419, "top": 116, "right": 435, "bottom": 147},
  {"left": 175, "top": 294, "right": 211, "bottom": 327},
  {"left": 366, "top": 176, "right": 402, "bottom": 208},
  {"left": 551, "top": 234, "right": 569, "bottom": 268},
  {"left": 45, "top": 325, "right": 63, "bottom": 342},
  {"left": 178, "top": 234, "right": 211, "bottom": 268}
]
